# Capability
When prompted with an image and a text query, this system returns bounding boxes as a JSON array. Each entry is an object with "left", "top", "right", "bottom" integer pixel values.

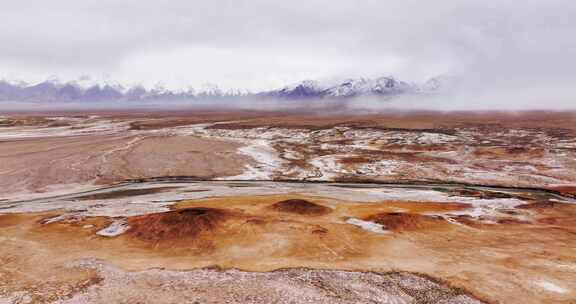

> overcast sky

[{"left": 1, "top": 0, "right": 575, "bottom": 106}]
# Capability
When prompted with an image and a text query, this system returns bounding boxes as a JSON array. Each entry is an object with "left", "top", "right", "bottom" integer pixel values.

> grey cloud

[{"left": 0, "top": 0, "right": 575, "bottom": 108}]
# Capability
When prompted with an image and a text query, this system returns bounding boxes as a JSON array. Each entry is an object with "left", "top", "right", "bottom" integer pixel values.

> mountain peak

[{"left": 270, "top": 76, "right": 426, "bottom": 99}]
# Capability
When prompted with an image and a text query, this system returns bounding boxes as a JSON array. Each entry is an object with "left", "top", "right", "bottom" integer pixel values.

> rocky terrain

[
  {"left": 0, "top": 111, "right": 575, "bottom": 303},
  {"left": 1, "top": 112, "right": 575, "bottom": 197},
  {"left": 1, "top": 180, "right": 575, "bottom": 303}
]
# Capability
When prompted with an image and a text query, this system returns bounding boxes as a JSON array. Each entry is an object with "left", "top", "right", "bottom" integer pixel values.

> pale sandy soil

[{"left": 0, "top": 129, "right": 250, "bottom": 196}]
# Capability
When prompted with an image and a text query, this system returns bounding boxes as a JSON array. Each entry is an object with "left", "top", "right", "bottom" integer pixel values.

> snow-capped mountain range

[
  {"left": 0, "top": 76, "right": 452, "bottom": 103},
  {"left": 267, "top": 76, "right": 434, "bottom": 99}
]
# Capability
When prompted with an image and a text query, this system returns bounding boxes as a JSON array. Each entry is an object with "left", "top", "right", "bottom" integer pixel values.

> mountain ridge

[{"left": 0, "top": 76, "right": 451, "bottom": 103}]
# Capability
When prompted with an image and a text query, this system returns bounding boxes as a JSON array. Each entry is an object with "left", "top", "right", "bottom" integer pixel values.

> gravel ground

[{"left": 56, "top": 259, "right": 484, "bottom": 304}]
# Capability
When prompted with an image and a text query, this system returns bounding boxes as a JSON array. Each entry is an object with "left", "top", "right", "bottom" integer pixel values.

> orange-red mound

[
  {"left": 270, "top": 199, "right": 332, "bottom": 216},
  {"left": 127, "top": 207, "right": 230, "bottom": 242},
  {"left": 364, "top": 212, "right": 443, "bottom": 231}
]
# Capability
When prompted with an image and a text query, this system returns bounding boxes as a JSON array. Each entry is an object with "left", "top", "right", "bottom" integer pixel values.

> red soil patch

[
  {"left": 364, "top": 212, "right": 443, "bottom": 231},
  {"left": 536, "top": 217, "right": 576, "bottom": 227},
  {"left": 339, "top": 156, "right": 371, "bottom": 165},
  {"left": 473, "top": 147, "right": 545, "bottom": 159},
  {"left": 517, "top": 201, "right": 564, "bottom": 210},
  {"left": 448, "top": 215, "right": 485, "bottom": 228},
  {"left": 547, "top": 185, "right": 576, "bottom": 197},
  {"left": 496, "top": 218, "right": 531, "bottom": 225},
  {"left": 270, "top": 199, "right": 332, "bottom": 216},
  {"left": 127, "top": 207, "right": 231, "bottom": 242},
  {"left": 0, "top": 214, "right": 23, "bottom": 228},
  {"left": 311, "top": 227, "right": 329, "bottom": 235}
]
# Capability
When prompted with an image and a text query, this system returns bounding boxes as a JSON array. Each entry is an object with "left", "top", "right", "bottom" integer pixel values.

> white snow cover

[
  {"left": 535, "top": 281, "right": 568, "bottom": 294},
  {"left": 0, "top": 119, "right": 130, "bottom": 140},
  {"left": 221, "top": 139, "right": 285, "bottom": 180},
  {"left": 356, "top": 159, "right": 407, "bottom": 176},
  {"left": 8, "top": 117, "right": 572, "bottom": 187},
  {"left": 346, "top": 218, "right": 390, "bottom": 234},
  {"left": 96, "top": 219, "right": 130, "bottom": 237}
]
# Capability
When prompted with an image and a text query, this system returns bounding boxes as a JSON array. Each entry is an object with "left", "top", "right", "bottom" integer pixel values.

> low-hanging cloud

[{"left": 0, "top": 0, "right": 575, "bottom": 109}]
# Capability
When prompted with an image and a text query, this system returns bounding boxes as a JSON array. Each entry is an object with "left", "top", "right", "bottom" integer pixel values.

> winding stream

[{"left": 3, "top": 178, "right": 574, "bottom": 206}]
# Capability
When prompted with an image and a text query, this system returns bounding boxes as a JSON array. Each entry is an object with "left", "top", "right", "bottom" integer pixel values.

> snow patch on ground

[
  {"left": 41, "top": 213, "right": 80, "bottom": 225},
  {"left": 2, "top": 181, "right": 569, "bottom": 222},
  {"left": 440, "top": 197, "right": 526, "bottom": 220},
  {"left": 0, "top": 119, "right": 130, "bottom": 140},
  {"left": 157, "top": 122, "right": 576, "bottom": 186},
  {"left": 356, "top": 159, "right": 407, "bottom": 176},
  {"left": 535, "top": 281, "right": 568, "bottom": 294},
  {"left": 309, "top": 156, "right": 345, "bottom": 180},
  {"left": 416, "top": 132, "right": 459, "bottom": 145},
  {"left": 221, "top": 139, "right": 285, "bottom": 180},
  {"left": 96, "top": 219, "right": 130, "bottom": 237},
  {"left": 346, "top": 218, "right": 390, "bottom": 234}
]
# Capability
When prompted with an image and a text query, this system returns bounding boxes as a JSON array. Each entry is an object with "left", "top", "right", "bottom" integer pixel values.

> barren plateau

[{"left": 1, "top": 111, "right": 575, "bottom": 303}]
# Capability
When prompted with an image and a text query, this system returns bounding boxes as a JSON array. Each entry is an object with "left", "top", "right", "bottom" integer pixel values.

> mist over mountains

[{"left": 0, "top": 76, "right": 449, "bottom": 103}]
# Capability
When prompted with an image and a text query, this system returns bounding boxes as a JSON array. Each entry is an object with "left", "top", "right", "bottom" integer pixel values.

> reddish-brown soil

[
  {"left": 2, "top": 111, "right": 576, "bottom": 196},
  {"left": 364, "top": 212, "right": 444, "bottom": 231},
  {"left": 270, "top": 199, "right": 333, "bottom": 216},
  {"left": 547, "top": 185, "right": 576, "bottom": 197},
  {"left": 9, "top": 110, "right": 575, "bottom": 130},
  {"left": 1, "top": 110, "right": 576, "bottom": 303},
  {"left": 1, "top": 193, "right": 576, "bottom": 303},
  {"left": 128, "top": 207, "right": 232, "bottom": 242},
  {"left": 201, "top": 110, "right": 576, "bottom": 131}
]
